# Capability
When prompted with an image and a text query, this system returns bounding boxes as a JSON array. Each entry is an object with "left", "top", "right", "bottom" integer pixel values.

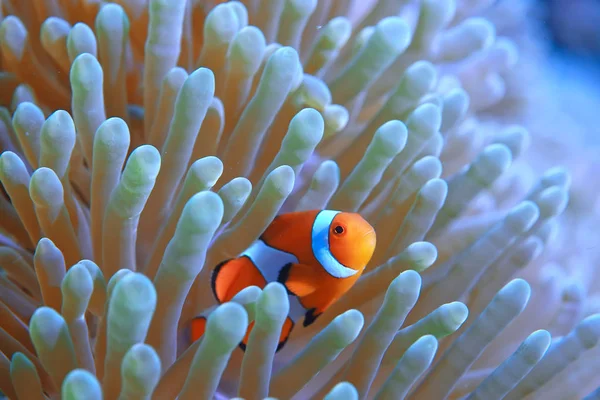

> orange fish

[{"left": 187, "top": 210, "right": 377, "bottom": 352}]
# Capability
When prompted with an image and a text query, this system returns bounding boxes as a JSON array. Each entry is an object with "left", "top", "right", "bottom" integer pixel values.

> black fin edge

[
  {"left": 303, "top": 308, "right": 321, "bottom": 327},
  {"left": 237, "top": 319, "right": 296, "bottom": 353},
  {"left": 276, "top": 319, "right": 295, "bottom": 353},
  {"left": 277, "top": 262, "right": 295, "bottom": 296},
  {"left": 211, "top": 258, "right": 233, "bottom": 303}
]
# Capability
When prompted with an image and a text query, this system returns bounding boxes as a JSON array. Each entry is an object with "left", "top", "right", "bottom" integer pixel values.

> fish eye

[{"left": 333, "top": 225, "right": 344, "bottom": 235}]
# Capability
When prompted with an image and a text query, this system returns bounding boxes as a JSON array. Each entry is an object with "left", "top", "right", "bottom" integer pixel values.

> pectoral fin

[{"left": 277, "top": 262, "right": 319, "bottom": 298}]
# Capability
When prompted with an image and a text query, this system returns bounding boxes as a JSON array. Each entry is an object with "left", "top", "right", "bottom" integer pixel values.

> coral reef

[{"left": 0, "top": 0, "right": 598, "bottom": 399}]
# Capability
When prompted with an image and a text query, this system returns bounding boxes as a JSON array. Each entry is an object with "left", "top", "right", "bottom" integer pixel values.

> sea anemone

[{"left": 0, "top": 0, "right": 598, "bottom": 399}]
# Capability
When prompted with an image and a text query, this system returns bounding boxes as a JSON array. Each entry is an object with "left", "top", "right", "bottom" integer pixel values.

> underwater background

[{"left": 0, "top": 0, "right": 600, "bottom": 399}]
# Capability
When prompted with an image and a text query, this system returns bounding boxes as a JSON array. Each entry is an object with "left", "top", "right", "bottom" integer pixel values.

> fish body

[{"left": 188, "top": 210, "right": 376, "bottom": 351}]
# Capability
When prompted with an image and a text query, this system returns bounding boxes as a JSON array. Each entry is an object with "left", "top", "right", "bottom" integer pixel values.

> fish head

[{"left": 327, "top": 212, "right": 376, "bottom": 272}]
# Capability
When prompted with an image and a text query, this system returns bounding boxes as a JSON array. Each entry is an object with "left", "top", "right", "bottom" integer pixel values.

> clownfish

[{"left": 186, "top": 210, "right": 377, "bottom": 352}]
